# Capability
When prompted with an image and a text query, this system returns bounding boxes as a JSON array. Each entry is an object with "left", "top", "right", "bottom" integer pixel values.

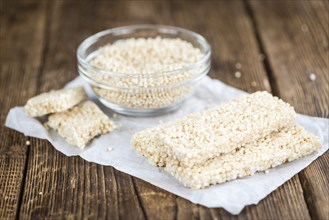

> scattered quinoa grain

[
  {"left": 309, "top": 73, "right": 316, "bottom": 81},
  {"left": 235, "top": 62, "right": 242, "bottom": 69},
  {"left": 251, "top": 81, "right": 257, "bottom": 87},
  {"left": 26, "top": 140, "right": 31, "bottom": 146},
  {"left": 301, "top": 24, "right": 309, "bottom": 32},
  {"left": 38, "top": 192, "right": 43, "bottom": 195},
  {"left": 234, "top": 71, "right": 242, "bottom": 78},
  {"left": 264, "top": 170, "right": 270, "bottom": 174},
  {"left": 107, "top": 147, "right": 113, "bottom": 152}
]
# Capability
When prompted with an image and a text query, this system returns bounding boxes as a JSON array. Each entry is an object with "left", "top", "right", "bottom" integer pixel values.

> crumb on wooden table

[
  {"left": 301, "top": 24, "right": 309, "bottom": 32},
  {"left": 234, "top": 71, "right": 242, "bottom": 78},
  {"left": 309, "top": 73, "right": 316, "bottom": 81},
  {"left": 235, "top": 62, "right": 242, "bottom": 69}
]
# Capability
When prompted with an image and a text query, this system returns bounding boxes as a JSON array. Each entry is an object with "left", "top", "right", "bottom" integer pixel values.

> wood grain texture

[
  {"left": 0, "top": 0, "right": 327, "bottom": 219},
  {"left": 0, "top": 1, "right": 46, "bottom": 219},
  {"left": 249, "top": 1, "right": 329, "bottom": 219},
  {"left": 130, "top": 1, "right": 310, "bottom": 219},
  {"left": 17, "top": 1, "right": 312, "bottom": 219},
  {"left": 18, "top": 1, "right": 147, "bottom": 219}
]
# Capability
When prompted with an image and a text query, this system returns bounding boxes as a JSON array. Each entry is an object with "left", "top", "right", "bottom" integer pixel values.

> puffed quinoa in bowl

[{"left": 77, "top": 24, "right": 211, "bottom": 116}]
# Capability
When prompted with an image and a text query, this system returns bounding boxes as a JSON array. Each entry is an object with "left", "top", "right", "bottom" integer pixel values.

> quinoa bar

[
  {"left": 131, "top": 91, "right": 296, "bottom": 167},
  {"left": 164, "top": 126, "right": 321, "bottom": 189},
  {"left": 24, "top": 87, "right": 87, "bottom": 117},
  {"left": 46, "top": 101, "right": 117, "bottom": 149}
]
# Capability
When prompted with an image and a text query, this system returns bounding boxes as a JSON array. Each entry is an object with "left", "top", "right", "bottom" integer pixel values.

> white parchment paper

[{"left": 6, "top": 76, "right": 329, "bottom": 215}]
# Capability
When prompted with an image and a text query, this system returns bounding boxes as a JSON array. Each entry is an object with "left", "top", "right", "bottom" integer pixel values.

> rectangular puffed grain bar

[
  {"left": 165, "top": 125, "right": 321, "bottom": 189},
  {"left": 131, "top": 91, "right": 296, "bottom": 167},
  {"left": 46, "top": 101, "right": 117, "bottom": 149},
  {"left": 24, "top": 87, "right": 87, "bottom": 117}
]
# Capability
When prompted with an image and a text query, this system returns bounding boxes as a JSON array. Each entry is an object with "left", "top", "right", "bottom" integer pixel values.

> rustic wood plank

[
  {"left": 209, "top": 178, "right": 311, "bottom": 219},
  {"left": 158, "top": 1, "right": 310, "bottom": 219},
  {"left": 7, "top": 0, "right": 314, "bottom": 219},
  {"left": 95, "top": 2, "right": 183, "bottom": 219},
  {"left": 177, "top": 0, "right": 271, "bottom": 93},
  {"left": 0, "top": 1, "right": 47, "bottom": 219},
  {"left": 95, "top": 1, "right": 310, "bottom": 219},
  {"left": 101, "top": 1, "right": 310, "bottom": 219},
  {"left": 249, "top": 1, "right": 329, "bottom": 219},
  {"left": 18, "top": 1, "right": 146, "bottom": 219}
]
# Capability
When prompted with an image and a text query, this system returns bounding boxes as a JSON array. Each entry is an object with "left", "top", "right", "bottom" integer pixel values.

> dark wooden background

[{"left": 1, "top": 0, "right": 328, "bottom": 219}]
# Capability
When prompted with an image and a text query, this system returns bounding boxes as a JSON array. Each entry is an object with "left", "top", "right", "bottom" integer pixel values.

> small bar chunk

[
  {"left": 24, "top": 87, "right": 87, "bottom": 117},
  {"left": 46, "top": 101, "right": 117, "bottom": 149},
  {"left": 132, "top": 91, "right": 296, "bottom": 167},
  {"left": 165, "top": 126, "right": 321, "bottom": 189}
]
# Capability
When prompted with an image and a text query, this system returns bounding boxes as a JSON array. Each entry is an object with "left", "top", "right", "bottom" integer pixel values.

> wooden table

[{"left": 1, "top": 1, "right": 328, "bottom": 219}]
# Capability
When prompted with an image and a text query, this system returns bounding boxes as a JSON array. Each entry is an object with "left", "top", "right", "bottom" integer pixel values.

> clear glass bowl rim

[{"left": 77, "top": 24, "right": 211, "bottom": 77}]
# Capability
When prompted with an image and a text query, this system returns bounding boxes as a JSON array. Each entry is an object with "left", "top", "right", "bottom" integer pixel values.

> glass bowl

[{"left": 77, "top": 24, "right": 211, "bottom": 116}]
